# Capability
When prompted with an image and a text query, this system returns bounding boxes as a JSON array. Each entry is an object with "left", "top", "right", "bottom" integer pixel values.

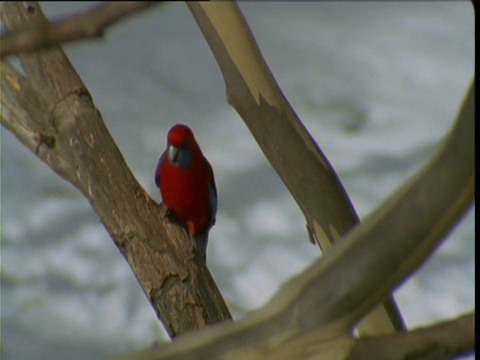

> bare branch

[
  {"left": 187, "top": 2, "right": 404, "bottom": 335},
  {"left": 288, "top": 78, "right": 474, "bottom": 335},
  {"left": 0, "top": 2, "right": 162, "bottom": 58},
  {"left": 348, "top": 312, "right": 475, "bottom": 360},
  {"left": 188, "top": 2, "right": 358, "bottom": 247}
]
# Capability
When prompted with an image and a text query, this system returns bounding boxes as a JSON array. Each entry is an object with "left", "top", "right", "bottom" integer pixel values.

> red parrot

[{"left": 155, "top": 124, "right": 217, "bottom": 263}]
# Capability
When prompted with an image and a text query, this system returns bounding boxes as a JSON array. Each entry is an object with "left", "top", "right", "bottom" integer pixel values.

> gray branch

[{"left": 0, "top": 2, "right": 161, "bottom": 58}]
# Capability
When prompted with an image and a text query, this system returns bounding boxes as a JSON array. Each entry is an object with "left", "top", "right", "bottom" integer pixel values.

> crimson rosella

[{"left": 155, "top": 124, "right": 217, "bottom": 263}]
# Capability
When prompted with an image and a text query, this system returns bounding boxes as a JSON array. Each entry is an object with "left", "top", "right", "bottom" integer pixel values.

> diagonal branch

[
  {"left": 281, "top": 79, "right": 474, "bottom": 335},
  {"left": 187, "top": 2, "right": 404, "bottom": 335},
  {"left": 188, "top": 2, "right": 358, "bottom": 248},
  {"left": 0, "top": 2, "right": 162, "bottom": 58},
  {"left": 348, "top": 312, "right": 475, "bottom": 360},
  {"left": 1, "top": 1, "right": 231, "bottom": 338}
]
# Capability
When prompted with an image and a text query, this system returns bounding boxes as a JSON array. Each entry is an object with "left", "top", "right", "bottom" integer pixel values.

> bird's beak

[{"left": 168, "top": 144, "right": 179, "bottom": 163}]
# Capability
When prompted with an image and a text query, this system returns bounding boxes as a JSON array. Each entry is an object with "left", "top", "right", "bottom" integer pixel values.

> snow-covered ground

[{"left": 1, "top": 2, "right": 474, "bottom": 359}]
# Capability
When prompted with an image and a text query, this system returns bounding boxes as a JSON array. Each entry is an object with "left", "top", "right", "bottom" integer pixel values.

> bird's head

[{"left": 166, "top": 124, "right": 198, "bottom": 167}]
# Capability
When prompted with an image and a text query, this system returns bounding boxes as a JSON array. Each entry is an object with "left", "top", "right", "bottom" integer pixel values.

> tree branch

[
  {"left": 0, "top": 2, "right": 162, "bottom": 58},
  {"left": 348, "top": 312, "right": 475, "bottom": 360},
  {"left": 187, "top": 1, "right": 404, "bottom": 335},
  {"left": 1, "top": 1, "right": 231, "bottom": 338}
]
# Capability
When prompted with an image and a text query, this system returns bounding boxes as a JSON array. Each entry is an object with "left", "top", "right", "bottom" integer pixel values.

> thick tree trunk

[{"left": 1, "top": 1, "right": 232, "bottom": 338}]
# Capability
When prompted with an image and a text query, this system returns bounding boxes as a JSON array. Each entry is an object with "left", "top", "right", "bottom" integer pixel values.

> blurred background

[{"left": 1, "top": 2, "right": 474, "bottom": 359}]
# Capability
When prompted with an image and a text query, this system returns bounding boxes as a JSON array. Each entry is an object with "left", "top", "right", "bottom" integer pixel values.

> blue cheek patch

[{"left": 168, "top": 145, "right": 192, "bottom": 167}]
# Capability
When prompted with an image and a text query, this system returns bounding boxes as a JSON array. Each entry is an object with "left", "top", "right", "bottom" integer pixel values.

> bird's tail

[{"left": 194, "top": 231, "right": 209, "bottom": 264}]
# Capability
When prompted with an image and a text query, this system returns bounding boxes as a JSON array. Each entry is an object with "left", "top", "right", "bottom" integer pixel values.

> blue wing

[
  {"left": 154, "top": 151, "right": 166, "bottom": 188},
  {"left": 207, "top": 180, "right": 217, "bottom": 227},
  {"left": 194, "top": 159, "right": 217, "bottom": 264},
  {"left": 205, "top": 158, "right": 217, "bottom": 229}
]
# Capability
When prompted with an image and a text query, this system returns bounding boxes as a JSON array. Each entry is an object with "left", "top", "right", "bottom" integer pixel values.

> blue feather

[
  {"left": 154, "top": 151, "right": 166, "bottom": 187},
  {"left": 195, "top": 169, "right": 217, "bottom": 264},
  {"left": 167, "top": 145, "right": 192, "bottom": 167},
  {"left": 207, "top": 180, "right": 217, "bottom": 228}
]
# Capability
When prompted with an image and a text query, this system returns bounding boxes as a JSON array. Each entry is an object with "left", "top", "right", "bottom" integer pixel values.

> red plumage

[{"left": 155, "top": 124, "right": 217, "bottom": 241}]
